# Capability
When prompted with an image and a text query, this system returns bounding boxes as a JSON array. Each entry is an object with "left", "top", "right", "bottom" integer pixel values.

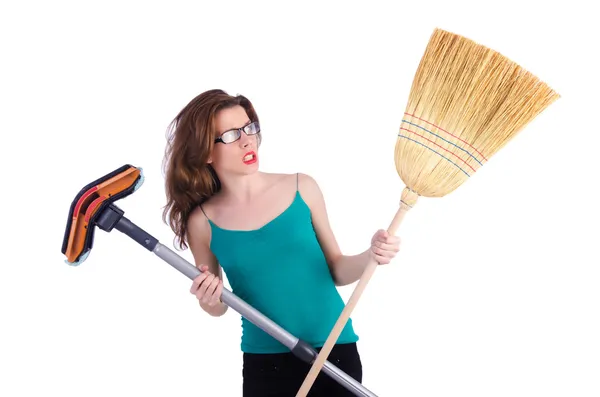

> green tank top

[{"left": 205, "top": 183, "right": 359, "bottom": 354}]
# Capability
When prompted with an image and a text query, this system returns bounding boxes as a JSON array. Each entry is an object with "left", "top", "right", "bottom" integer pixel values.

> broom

[{"left": 296, "top": 27, "right": 560, "bottom": 396}]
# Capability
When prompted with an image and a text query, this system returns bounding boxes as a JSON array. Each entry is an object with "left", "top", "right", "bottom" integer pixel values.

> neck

[{"left": 217, "top": 171, "right": 268, "bottom": 204}]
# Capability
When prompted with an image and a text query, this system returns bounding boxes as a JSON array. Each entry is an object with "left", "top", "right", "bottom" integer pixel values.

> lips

[{"left": 242, "top": 151, "right": 257, "bottom": 165}]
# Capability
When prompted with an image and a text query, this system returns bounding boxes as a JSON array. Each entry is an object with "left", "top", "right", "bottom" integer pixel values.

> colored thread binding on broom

[
  {"left": 400, "top": 186, "right": 418, "bottom": 208},
  {"left": 398, "top": 112, "right": 488, "bottom": 177}
]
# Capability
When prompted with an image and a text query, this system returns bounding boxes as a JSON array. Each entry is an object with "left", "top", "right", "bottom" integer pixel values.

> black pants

[{"left": 242, "top": 342, "right": 363, "bottom": 397}]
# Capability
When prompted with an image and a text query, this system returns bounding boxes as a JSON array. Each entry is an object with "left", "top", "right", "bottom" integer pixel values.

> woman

[{"left": 162, "top": 89, "right": 401, "bottom": 396}]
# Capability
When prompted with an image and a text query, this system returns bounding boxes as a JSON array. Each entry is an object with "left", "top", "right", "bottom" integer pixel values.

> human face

[{"left": 209, "top": 105, "right": 260, "bottom": 175}]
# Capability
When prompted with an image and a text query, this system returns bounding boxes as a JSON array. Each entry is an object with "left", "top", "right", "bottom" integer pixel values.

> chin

[
  {"left": 240, "top": 161, "right": 259, "bottom": 174},
  {"left": 224, "top": 161, "right": 259, "bottom": 176}
]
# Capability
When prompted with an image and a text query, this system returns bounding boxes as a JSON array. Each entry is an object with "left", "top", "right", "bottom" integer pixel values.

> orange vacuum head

[{"left": 61, "top": 164, "right": 144, "bottom": 265}]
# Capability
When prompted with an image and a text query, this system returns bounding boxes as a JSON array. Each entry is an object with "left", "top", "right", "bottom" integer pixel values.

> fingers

[
  {"left": 190, "top": 265, "right": 222, "bottom": 305},
  {"left": 373, "top": 241, "right": 400, "bottom": 254},
  {"left": 197, "top": 272, "right": 216, "bottom": 300},
  {"left": 372, "top": 229, "right": 387, "bottom": 242},
  {"left": 370, "top": 246, "right": 395, "bottom": 263},
  {"left": 371, "top": 230, "right": 401, "bottom": 265},
  {"left": 209, "top": 279, "right": 224, "bottom": 307},
  {"left": 373, "top": 254, "right": 392, "bottom": 264},
  {"left": 373, "top": 230, "right": 400, "bottom": 244},
  {"left": 190, "top": 265, "right": 209, "bottom": 292},
  {"left": 201, "top": 275, "right": 221, "bottom": 305},
  {"left": 372, "top": 236, "right": 400, "bottom": 251},
  {"left": 190, "top": 272, "right": 207, "bottom": 294}
]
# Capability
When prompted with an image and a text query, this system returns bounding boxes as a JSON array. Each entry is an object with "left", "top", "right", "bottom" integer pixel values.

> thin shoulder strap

[
  {"left": 199, "top": 204, "right": 210, "bottom": 221},
  {"left": 296, "top": 172, "right": 299, "bottom": 191}
]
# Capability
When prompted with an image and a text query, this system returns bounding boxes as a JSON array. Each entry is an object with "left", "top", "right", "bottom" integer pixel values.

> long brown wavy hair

[{"left": 162, "top": 89, "right": 260, "bottom": 250}]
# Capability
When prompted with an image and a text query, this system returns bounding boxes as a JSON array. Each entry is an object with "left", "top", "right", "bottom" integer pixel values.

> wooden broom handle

[{"left": 296, "top": 191, "right": 416, "bottom": 397}]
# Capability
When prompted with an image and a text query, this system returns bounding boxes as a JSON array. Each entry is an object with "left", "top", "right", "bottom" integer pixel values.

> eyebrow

[{"left": 224, "top": 120, "right": 251, "bottom": 132}]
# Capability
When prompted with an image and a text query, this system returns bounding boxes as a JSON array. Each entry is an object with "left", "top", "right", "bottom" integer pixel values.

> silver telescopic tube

[{"left": 152, "top": 243, "right": 378, "bottom": 397}]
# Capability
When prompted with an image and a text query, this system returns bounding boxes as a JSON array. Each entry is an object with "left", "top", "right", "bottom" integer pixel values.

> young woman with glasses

[{"left": 162, "top": 89, "right": 401, "bottom": 396}]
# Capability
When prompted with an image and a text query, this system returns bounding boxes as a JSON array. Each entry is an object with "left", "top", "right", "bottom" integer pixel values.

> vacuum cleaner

[{"left": 60, "top": 164, "right": 378, "bottom": 397}]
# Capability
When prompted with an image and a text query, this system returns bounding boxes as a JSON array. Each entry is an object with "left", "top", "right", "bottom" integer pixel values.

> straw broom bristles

[
  {"left": 296, "top": 28, "right": 560, "bottom": 397},
  {"left": 397, "top": 28, "right": 560, "bottom": 199}
]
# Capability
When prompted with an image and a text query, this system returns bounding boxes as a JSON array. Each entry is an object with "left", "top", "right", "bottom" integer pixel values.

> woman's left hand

[{"left": 369, "top": 229, "right": 401, "bottom": 265}]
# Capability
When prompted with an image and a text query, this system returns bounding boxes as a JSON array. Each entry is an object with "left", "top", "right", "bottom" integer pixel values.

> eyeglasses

[{"left": 214, "top": 121, "right": 260, "bottom": 144}]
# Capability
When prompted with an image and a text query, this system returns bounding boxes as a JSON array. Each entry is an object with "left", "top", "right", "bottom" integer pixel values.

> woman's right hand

[{"left": 190, "top": 265, "right": 224, "bottom": 307}]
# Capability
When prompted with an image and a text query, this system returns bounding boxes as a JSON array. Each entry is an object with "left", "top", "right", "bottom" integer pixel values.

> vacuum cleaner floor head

[
  {"left": 61, "top": 164, "right": 144, "bottom": 266},
  {"left": 59, "top": 164, "right": 376, "bottom": 396}
]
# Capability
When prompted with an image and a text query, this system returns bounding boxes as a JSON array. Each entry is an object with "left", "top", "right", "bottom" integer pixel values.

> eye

[
  {"left": 222, "top": 130, "right": 240, "bottom": 143},
  {"left": 246, "top": 122, "right": 259, "bottom": 134}
]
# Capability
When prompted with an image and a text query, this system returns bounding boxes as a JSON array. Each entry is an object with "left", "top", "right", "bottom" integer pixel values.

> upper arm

[
  {"left": 186, "top": 206, "right": 222, "bottom": 279},
  {"left": 297, "top": 173, "right": 343, "bottom": 269}
]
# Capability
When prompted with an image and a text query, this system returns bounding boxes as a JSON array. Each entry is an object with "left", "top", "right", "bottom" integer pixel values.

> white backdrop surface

[{"left": 1, "top": 1, "right": 598, "bottom": 396}]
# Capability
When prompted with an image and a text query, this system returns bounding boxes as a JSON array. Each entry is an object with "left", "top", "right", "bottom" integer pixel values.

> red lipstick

[{"left": 242, "top": 151, "right": 257, "bottom": 165}]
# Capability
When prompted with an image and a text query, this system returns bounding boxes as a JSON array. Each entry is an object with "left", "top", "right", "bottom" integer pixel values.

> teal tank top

[{"left": 206, "top": 186, "right": 359, "bottom": 354}]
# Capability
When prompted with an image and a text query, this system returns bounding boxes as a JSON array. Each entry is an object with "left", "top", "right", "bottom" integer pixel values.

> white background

[{"left": 1, "top": 1, "right": 599, "bottom": 396}]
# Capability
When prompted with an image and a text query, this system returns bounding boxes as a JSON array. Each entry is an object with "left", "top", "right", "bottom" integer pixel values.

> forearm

[{"left": 330, "top": 249, "right": 372, "bottom": 286}]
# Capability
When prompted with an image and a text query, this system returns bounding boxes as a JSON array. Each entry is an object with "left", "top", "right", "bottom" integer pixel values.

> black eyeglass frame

[{"left": 214, "top": 121, "right": 261, "bottom": 144}]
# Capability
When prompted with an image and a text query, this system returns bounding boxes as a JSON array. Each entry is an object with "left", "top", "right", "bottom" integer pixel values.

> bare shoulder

[
  {"left": 260, "top": 171, "right": 298, "bottom": 194},
  {"left": 296, "top": 172, "right": 319, "bottom": 187},
  {"left": 264, "top": 171, "right": 294, "bottom": 185},
  {"left": 186, "top": 203, "right": 221, "bottom": 273},
  {"left": 186, "top": 203, "right": 212, "bottom": 250},
  {"left": 191, "top": 189, "right": 225, "bottom": 221},
  {"left": 296, "top": 172, "right": 325, "bottom": 209}
]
